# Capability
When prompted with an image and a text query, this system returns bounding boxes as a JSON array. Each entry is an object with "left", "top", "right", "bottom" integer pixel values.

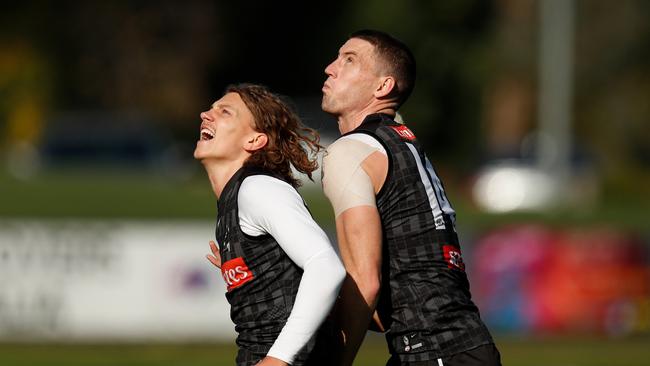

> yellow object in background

[
  {"left": 0, "top": 39, "right": 50, "bottom": 148},
  {"left": 6, "top": 96, "right": 43, "bottom": 145}
]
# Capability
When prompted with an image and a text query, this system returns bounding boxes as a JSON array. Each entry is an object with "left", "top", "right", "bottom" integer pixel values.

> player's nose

[{"left": 324, "top": 60, "right": 336, "bottom": 77}]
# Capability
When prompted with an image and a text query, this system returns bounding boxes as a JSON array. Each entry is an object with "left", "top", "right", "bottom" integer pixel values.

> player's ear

[
  {"left": 375, "top": 76, "right": 396, "bottom": 99},
  {"left": 245, "top": 133, "right": 268, "bottom": 152}
]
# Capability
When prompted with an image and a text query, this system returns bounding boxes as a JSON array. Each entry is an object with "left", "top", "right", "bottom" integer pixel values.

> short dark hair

[{"left": 350, "top": 29, "right": 416, "bottom": 108}]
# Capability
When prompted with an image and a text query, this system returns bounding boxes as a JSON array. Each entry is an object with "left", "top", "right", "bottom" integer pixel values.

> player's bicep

[
  {"left": 323, "top": 140, "right": 379, "bottom": 218},
  {"left": 336, "top": 207, "right": 382, "bottom": 263},
  {"left": 335, "top": 205, "right": 383, "bottom": 302},
  {"left": 240, "top": 177, "right": 334, "bottom": 267}
]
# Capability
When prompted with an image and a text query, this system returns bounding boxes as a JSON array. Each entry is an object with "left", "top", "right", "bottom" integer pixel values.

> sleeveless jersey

[
  {"left": 215, "top": 166, "right": 329, "bottom": 365},
  {"left": 344, "top": 114, "right": 494, "bottom": 362}
]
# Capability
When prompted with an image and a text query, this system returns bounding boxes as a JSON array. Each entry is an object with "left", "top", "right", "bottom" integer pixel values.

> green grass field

[
  {"left": 1, "top": 170, "right": 649, "bottom": 232},
  {"left": 1, "top": 335, "right": 649, "bottom": 366}
]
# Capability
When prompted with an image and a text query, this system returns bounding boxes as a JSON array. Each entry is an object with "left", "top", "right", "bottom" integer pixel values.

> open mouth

[{"left": 200, "top": 128, "right": 215, "bottom": 141}]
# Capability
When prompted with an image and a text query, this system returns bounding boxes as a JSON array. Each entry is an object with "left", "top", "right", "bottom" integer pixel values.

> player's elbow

[{"left": 355, "top": 272, "right": 381, "bottom": 305}]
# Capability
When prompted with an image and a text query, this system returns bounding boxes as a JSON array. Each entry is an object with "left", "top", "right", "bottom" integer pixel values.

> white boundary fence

[{"left": 0, "top": 220, "right": 235, "bottom": 342}]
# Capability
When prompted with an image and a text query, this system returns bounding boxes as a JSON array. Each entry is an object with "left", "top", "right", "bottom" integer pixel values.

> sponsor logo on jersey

[
  {"left": 443, "top": 244, "right": 465, "bottom": 271},
  {"left": 390, "top": 125, "right": 416, "bottom": 141},
  {"left": 403, "top": 333, "right": 423, "bottom": 352},
  {"left": 221, "top": 257, "right": 254, "bottom": 291}
]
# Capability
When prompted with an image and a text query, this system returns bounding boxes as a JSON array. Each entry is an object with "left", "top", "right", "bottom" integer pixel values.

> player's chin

[
  {"left": 321, "top": 98, "right": 336, "bottom": 114},
  {"left": 193, "top": 145, "right": 209, "bottom": 160}
]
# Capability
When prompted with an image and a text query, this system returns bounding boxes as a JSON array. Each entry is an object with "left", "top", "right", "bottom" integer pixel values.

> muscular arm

[
  {"left": 322, "top": 137, "right": 388, "bottom": 365},
  {"left": 332, "top": 205, "right": 383, "bottom": 365}
]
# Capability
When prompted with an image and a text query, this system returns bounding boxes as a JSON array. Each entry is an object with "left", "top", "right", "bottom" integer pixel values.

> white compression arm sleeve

[{"left": 238, "top": 175, "right": 346, "bottom": 364}]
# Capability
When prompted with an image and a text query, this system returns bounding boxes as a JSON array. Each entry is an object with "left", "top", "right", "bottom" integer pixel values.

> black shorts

[{"left": 386, "top": 343, "right": 502, "bottom": 366}]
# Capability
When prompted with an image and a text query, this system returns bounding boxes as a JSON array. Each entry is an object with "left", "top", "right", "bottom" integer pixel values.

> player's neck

[
  {"left": 202, "top": 159, "right": 246, "bottom": 199},
  {"left": 338, "top": 105, "right": 395, "bottom": 134}
]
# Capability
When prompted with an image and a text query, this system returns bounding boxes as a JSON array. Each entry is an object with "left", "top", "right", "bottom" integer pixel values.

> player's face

[
  {"left": 322, "top": 38, "right": 381, "bottom": 116},
  {"left": 194, "top": 92, "right": 257, "bottom": 162}
]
